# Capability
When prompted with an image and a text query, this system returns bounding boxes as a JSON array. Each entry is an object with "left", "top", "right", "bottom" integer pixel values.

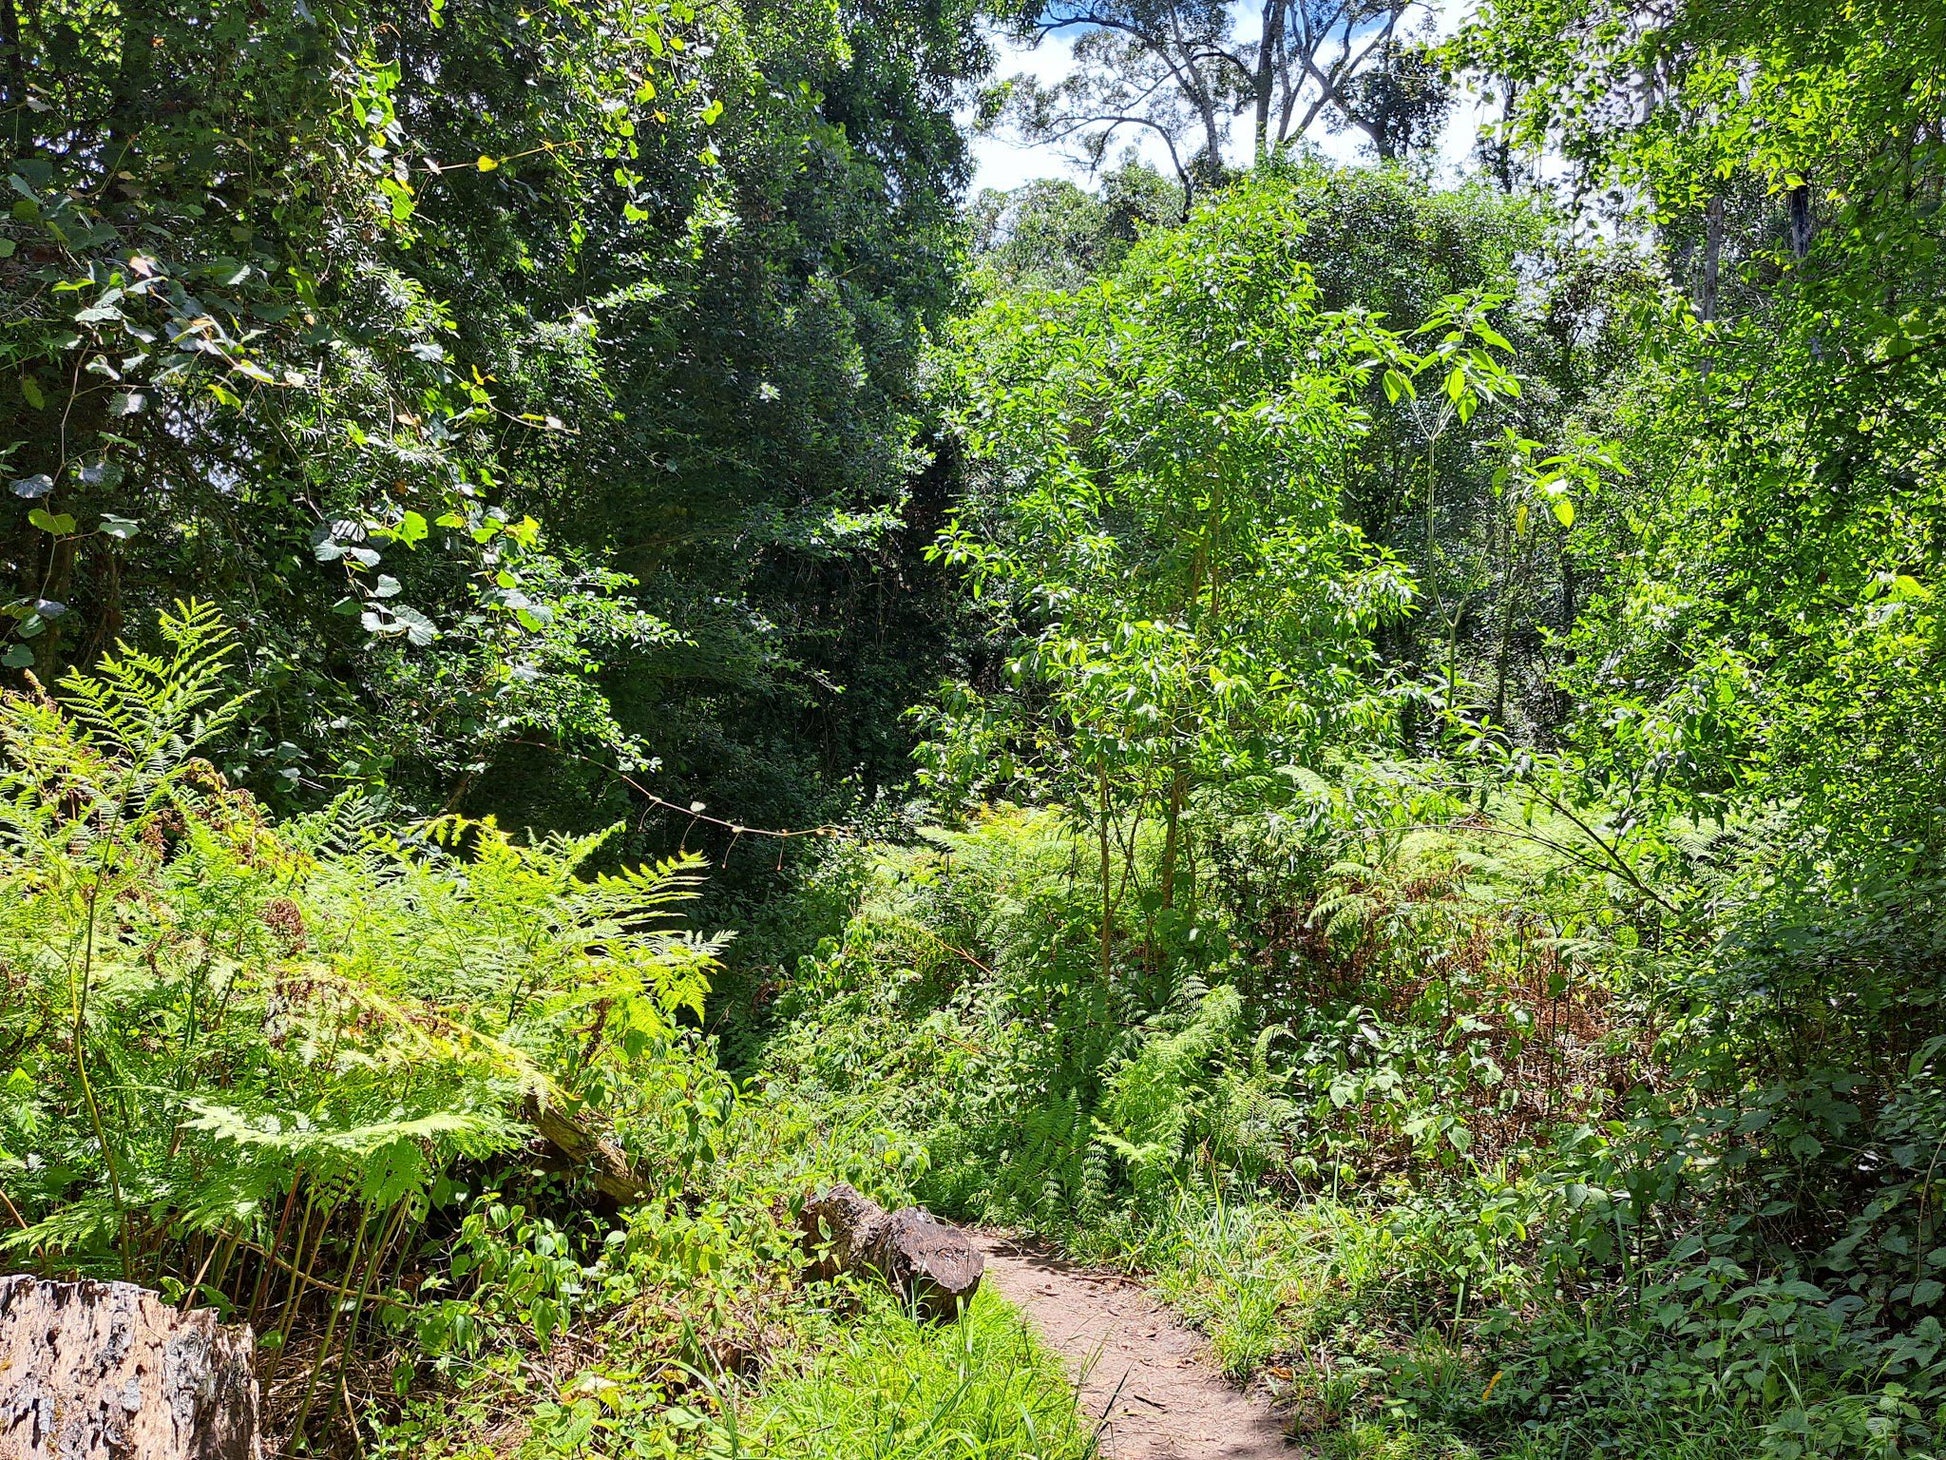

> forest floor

[{"left": 971, "top": 1233, "right": 1297, "bottom": 1459}]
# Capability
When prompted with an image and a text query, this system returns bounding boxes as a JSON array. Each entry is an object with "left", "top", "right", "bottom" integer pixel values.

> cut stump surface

[{"left": 0, "top": 1273, "right": 261, "bottom": 1460}]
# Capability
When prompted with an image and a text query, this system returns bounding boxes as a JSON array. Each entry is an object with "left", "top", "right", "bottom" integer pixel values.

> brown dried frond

[{"left": 263, "top": 897, "right": 307, "bottom": 952}]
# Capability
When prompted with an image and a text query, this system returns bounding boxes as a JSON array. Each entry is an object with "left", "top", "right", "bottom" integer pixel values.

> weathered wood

[
  {"left": 0, "top": 1274, "right": 261, "bottom": 1460},
  {"left": 800, "top": 1183, "right": 984, "bottom": 1319},
  {"left": 523, "top": 1094, "right": 647, "bottom": 1204}
]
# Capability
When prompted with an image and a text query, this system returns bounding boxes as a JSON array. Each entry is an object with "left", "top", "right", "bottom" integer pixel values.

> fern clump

[{"left": 0, "top": 604, "right": 727, "bottom": 1445}]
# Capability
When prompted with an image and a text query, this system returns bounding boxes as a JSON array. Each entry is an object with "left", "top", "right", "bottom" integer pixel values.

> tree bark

[
  {"left": 0, "top": 1274, "right": 261, "bottom": 1460},
  {"left": 521, "top": 1094, "right": 649, "bottom": 1204},
  {"left": 1700, "top": 195, "right": 1724, "bottom": 322},
  {"left": 1251, "top": 0, "right": 1285, "bottom": 159},
  {"left": 1159, "top": 768, "right": 1188, "bottom": 908},
  {"left": 800, "top": 1185, "right": 984, "bottom": 1319}
]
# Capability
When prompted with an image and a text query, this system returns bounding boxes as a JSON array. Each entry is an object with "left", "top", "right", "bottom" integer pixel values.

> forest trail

[{"left": 972, "top": 1233, "right": 1296, "bottom": 1459}]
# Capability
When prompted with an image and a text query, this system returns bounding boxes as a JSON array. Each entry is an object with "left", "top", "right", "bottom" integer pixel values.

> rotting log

[
  {"left": 800, "top": 1183, "right": 984, "bottom": 1319},
  {"left": 523, "top": 1094, "right": 646, "bottom": 1204},
  {"left": 0, "top": 1274, "right": 261, "bottom": 1460}
]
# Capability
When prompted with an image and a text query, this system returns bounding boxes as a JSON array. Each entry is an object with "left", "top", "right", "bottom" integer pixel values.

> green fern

[{"left": 0, "top": 608, "right": 733, "bottom": 1451}]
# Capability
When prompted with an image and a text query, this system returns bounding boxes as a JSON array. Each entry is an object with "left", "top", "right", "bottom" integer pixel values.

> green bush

[{"left": 0, "top": 610, "right": 1096, "bottom": 1459}]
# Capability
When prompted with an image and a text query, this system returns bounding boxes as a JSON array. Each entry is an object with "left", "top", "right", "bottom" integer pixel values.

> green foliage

[
  {"left": 968, "top": 164, "right": 1183, "bottom": 291},
  {"left": 0, "top": 0, "right": 986, "bottom": 843},
  {"left": 0, "top": 607, "right": 1098, "bottom": 1459},
  {"left": 0, "top": 0, "right": 703, "bottom": 803},
  {"left": 0, "top": 607, "right": 740, "bottom": 1441},
  {"left": 16, "top": 2, "right": 1946, "bottom": 1457},
  {"left": 736, "top": 1286, "right": 1096, "bottom": 1460},
  {"left": 748, "top": 753, "right": 1946, "bottom": 1456}
]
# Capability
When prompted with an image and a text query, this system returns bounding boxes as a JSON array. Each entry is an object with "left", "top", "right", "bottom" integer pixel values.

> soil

[{"left": 972, "top": 1232, "right": 1296, "bottom": 1459}]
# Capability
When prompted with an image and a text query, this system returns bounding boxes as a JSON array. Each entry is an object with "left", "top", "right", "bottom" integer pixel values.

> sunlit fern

[{"left": 0, "top": 607, "right": 730, "bottom": 1448}]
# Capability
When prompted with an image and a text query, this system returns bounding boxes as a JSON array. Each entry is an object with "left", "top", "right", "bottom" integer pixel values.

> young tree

[{"left": 928, "top": 179, "right": 1428, "bottom": 974}]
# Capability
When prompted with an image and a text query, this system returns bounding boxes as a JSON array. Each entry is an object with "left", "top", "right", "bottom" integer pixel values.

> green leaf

[
  {"left": 394, "top": 605, "right": 438, "bottom": 646},
  {"left": 99, "top": 514, "right": 140, "bottom": 541},
  {"left": 28, "top": 509, "right": 76, "bottom": 535},
  {"left": 1550, "top": 497, "right": 1573, "bottom": 528},
  {"left": 1, "top": 644, "right": 32, "bottom": 668},
  {"left": 19, "top": 376, "right": 43, "bottom": 410}
]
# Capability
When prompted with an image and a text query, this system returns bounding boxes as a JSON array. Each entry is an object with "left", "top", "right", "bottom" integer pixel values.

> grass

[
  {"left": 734, "top": 1285, "right": 1097, "bottom": 1460},
  {"left": 1140, "top": 1189, "right": 1393, "bottom": 1378},
  {"left": 1108, "top": 1187, "right": 1822, "bottom": 1460}
]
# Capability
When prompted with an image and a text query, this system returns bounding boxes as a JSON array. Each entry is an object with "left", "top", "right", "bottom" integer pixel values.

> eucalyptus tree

[{"left": 979, "top": 0, "right": 1452, "bottom": 195}]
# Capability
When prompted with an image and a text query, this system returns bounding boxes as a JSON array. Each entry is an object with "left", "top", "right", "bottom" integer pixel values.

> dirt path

[{"left": 972, "top": 1233, "right": 1294, "bottom": 1459}]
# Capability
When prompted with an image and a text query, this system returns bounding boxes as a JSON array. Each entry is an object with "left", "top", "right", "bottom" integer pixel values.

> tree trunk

[
  {"left": 1158, "top": 768, "right": 1188, "bottom": 908},
  {"left": 1788, "top": 183, "right": 1813, "bottom": 259},
  {"left": 1251, "top": 0, "right": 1284, "bottom": 159},
  {"left": 522, "top": 1094, "right": 649, "bottom": 1204},
  {"left": 0, "top": 1274, "right": 261, "bottom": 1460},
  {"left": 1098, "top": 757, "right": 1113, "bottom": 984},
  {"left": 1700, "top": 195, "right": 1724, "bottom": 322}
]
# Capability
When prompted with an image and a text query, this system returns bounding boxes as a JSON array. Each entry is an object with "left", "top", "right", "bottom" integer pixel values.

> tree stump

[
  {"left": 800, "top": 1184, "right": 984, "bottom": 1319},
  {"left": 0, "top": 1274, "right": 261, "bottom": 1460}
]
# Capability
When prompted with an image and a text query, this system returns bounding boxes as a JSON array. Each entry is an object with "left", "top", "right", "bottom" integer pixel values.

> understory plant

[
  {"left": 0, "top": 603, "right": 1098, "bottom": 1460},
  {"left": 748, "top": 760, "right": 1946, "bottom": 1457},
  {"left": 0, "top": 604, "right": 722, "bottom": 1444}
]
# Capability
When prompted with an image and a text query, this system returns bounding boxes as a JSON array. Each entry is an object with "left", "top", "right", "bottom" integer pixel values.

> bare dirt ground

[{"left": 972, "top": 1232, "right": 1296, "bottom": 1459}]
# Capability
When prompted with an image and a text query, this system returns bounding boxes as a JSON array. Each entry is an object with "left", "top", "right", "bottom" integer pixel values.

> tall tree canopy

[
  {"left": 1, "top": 0, "right": 986, "bottom": 836},
  {"left": 980, "top": 0, "right": 1452, "bottom": 197}
]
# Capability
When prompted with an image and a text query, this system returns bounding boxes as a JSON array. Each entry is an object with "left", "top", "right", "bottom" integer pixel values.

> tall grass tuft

[{"left": 738, "top": 1287, "right": 1098, "bottom": 1460}]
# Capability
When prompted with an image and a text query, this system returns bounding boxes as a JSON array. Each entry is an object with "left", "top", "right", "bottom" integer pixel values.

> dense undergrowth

[
  {"left": 739, "top": 788, "right": 1946, "bottom": 1460},
  {"left": 8, "top": 0, "right": 1943, "bottom": 1454},
  {"left": 0, "top": 607, "right": 1086, "bottom": 1458}
]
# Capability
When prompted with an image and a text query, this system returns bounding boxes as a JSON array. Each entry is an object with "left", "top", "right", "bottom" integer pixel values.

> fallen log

[
  {"left": 522, "top": 1094, "right": 647, "bottom": 1204},
  {"left": 800, "top": 1183, "right": 984, "bottom": 1319},
  {"left": 0, "top": 1274, "right": 261, "bottom": 1460}
]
